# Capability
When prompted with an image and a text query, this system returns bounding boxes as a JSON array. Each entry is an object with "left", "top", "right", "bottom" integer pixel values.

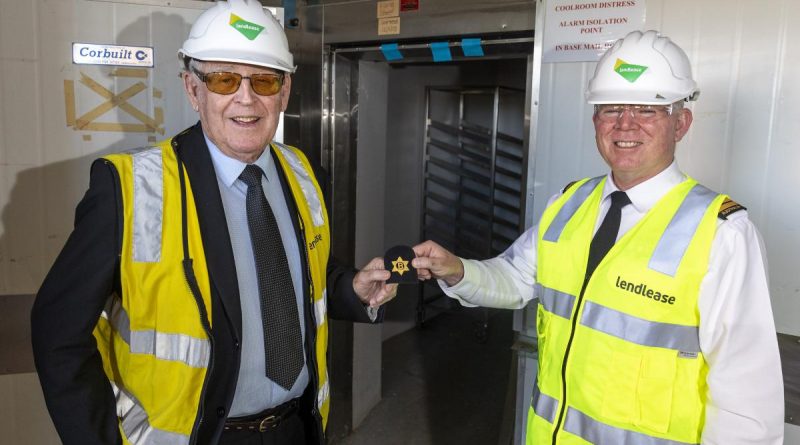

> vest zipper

[
  {"left": 183, "top": 260, "right": 214, "bottom": 445},
  {"left": 297, "top": 215, "right": 326, "bottom": 441},
  {"left": 174, "top": 144, "right": 215, "bottom": 444},
  {"left": 551, "top": 275, "right": 592, "bottom": 444}
]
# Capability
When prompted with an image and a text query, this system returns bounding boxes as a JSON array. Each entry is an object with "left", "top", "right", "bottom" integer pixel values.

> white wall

[
  {"left": 0, "top": 1, "right": 209, "bottom": 443},
  {"left": 532, "top": 0, "right": 800, "bottom": 335},
  {"left": 0, "top": 0, "right": 208, "bottom": 294}
]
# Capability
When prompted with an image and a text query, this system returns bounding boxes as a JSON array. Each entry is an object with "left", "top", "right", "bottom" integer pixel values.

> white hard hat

[
  {"left": 586, "top": 30, "right": 699, "bottom": 105},
  {"left": 178, "top": 0, "right": 295, "bottom": 73}
]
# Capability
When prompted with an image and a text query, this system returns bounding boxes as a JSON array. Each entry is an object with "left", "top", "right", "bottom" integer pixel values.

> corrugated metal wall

[{"left": 532, "top": 0, "right": 800, "bottom": 335}]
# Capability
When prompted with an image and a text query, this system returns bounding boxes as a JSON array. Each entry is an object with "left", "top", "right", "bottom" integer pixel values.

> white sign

[
  {"left": 542, "top": 0, "right": 646, "bottom": 63},
  {"left": 72, "top": 43, "right": 154, "bottom": 67}
]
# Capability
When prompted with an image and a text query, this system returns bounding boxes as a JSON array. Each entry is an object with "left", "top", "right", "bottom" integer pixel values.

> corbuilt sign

[{"left": 73, "top": 43, "right": 154, "bottom": 68}]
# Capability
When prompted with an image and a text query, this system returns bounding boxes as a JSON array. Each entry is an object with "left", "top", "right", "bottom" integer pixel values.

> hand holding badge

[{"left": 383, "top": 245, "right": 417, "bottom": 283}]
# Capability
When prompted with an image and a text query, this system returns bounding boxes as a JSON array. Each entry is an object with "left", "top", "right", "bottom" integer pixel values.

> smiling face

[
  {"left": 593, "top": 102, "right": 693, "bottom": 190},
  {"left": 182, "top": 60, "right": 291, "bottom": 163}
]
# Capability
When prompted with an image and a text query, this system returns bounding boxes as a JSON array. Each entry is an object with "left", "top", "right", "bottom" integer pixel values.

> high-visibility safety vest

[
  {"left": 93, "top": 138, "right": 331, "bottom": 444},
  {"left": 529, "top": 176, "right": 726, "bottom": 445}
]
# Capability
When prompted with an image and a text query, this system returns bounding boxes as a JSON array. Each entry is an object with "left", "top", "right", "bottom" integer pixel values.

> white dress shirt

[{"left": 441, "top": 161, "right": 784, "bottom": 444}]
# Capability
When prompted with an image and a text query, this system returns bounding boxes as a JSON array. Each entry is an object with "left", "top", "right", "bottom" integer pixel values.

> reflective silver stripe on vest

[
  {"left": 564, "top": 407, "right": 698, "bottom": 445},
  {"left": 315, "top": 289, "right": 327, "bottom": 327},
  {"left": 581, "top": 301, "right": 700, "bottom": 353},
  {"left": 531, "top": 383, "right": 559, "bottom": 424},
  {"left": 131, "top": 330, "right": 210, "bottom": 368},
  {"left": 535, "top": 283, "right": 576, "bottom": 319},
  {"left": 131, "top": 148, "right": 163, "bottom": 263},
  {"left": 274, "top": 143, "right": 325, "bottom": 226},
  {"left": 102, "top": 298, "right": 211, "bottom": 368},
  {"left": 543, "top": 176, "right": 604, "bottom": 242},
  {"left": 317, "top": 373, "right": 330, "bottom": 409},
  {"left": 111, "top": 381, "right": 191, "bottom": 445},
  {"left": 649, "top": 184, "right": 718, "bottom": 277}
]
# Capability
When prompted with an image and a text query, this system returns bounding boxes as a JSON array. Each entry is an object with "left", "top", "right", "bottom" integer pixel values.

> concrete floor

[
  {"left": 336, "top": 307, "right": 515, "bottom": 445},
  {"left": 335, "top": 312, "right": 800, "bottom": 445}
]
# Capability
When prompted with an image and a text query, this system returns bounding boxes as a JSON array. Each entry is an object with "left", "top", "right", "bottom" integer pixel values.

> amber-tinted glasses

[{"left": 191, "top": 67, "right": 284, "bottom": 96}]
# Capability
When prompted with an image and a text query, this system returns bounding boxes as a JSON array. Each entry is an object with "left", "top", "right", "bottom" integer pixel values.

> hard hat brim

[
  {"left": 180, "top": 49, "right": 296, "bottom": 74},
  {"left": 586, "top": 89, "right": 696, "bottom": 105}
]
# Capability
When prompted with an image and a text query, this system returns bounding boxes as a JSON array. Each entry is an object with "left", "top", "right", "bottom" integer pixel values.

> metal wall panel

[
  {"left": 320, "top": 0, "right": 535, "bottom": 44},
  {"left": 532, "top": 0, "right": 800, "bottom": 335}
]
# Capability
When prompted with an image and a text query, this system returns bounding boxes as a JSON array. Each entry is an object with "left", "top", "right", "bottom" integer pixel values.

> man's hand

[
  {"left": 353, "top": 257, "right": 398, "bottom": 307},
  {"left": 411, "top": 240, "right": 464, "bottom": 287}
]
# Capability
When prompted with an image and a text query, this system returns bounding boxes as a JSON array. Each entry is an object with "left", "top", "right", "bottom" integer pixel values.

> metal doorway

[
  {"left": 323, "top": 35, "right": 534, "bottom": 443},
  {"left": 284, "top": 1, "right": 541, "bottom": 442},
  {"left": 324, "top": 36, "right": 532, "bottom": 330}
]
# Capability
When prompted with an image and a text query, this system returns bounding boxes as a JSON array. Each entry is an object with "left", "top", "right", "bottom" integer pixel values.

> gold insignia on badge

[
  {"left": 391, "top": 256, "right": 410, "bottom": 276},
  {"left": 384, "top": 245, "right": 417, "bottom": 283}
]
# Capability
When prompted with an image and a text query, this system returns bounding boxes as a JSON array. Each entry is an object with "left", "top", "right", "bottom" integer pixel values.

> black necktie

[
  {"left": 585, "top": 191, "right": 631, "bottom": 279},
  {"left": 239, "top": 164, "right": 303, "bottom": 390}
]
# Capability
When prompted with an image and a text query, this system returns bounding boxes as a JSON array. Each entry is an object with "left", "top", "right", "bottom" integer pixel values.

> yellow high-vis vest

[
  {"left": 529, "top": 176, "right": 726, "bottom": 445},
  {"left": 93, "top": 138, "right": 331, "bottom": 444}
]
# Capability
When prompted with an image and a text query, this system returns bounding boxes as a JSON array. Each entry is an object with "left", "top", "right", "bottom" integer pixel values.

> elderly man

[
  {"left": 413, "top": 30, "right": 783, "bottom": 444},
  {"left": 31, "top": 1, "right": 396, "bottom": 444}
]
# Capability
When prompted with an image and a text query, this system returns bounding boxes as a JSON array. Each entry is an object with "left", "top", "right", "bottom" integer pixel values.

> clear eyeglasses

[{"left": 594, "top": 104, "right": 674, "bottom": 123}]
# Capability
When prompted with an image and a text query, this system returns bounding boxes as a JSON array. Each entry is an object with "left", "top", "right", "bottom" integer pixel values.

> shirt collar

[
  {"left": 601, "top": 161, "right": 686, "bottom": 213},
  {"left": 205, "top": 134, "right": 274, "bottom": 188}
]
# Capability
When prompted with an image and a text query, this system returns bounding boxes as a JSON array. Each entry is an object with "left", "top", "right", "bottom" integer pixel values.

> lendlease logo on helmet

[
  {"left": 613, "top": 58, "right": 648, "bottom": 83},
  {"left": 229, "top": 14, "right": 264, "bottom": 40}
]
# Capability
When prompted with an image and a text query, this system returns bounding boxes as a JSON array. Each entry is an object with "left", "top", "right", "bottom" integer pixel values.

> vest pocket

[
  {"left": 536, "top": 304, "right": 552, "bottom": 376},
  {"left": 636, "top": 350, "right": 676, "bottom": 433},
  {"left": 601, "top": 349, "right": 676, "bottom": 433},
  {"left": 601, "top": 350, "right": 641, "bottom": 423}
]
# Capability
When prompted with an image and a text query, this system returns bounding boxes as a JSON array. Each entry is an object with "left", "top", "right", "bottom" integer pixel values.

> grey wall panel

[{"left": 351, "top": 59, "right": 388, "bottom": 429}]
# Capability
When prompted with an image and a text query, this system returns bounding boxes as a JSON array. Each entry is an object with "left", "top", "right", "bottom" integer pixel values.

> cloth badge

[{"left": 384, "top": 245, "right": 417, "bottom": 284}]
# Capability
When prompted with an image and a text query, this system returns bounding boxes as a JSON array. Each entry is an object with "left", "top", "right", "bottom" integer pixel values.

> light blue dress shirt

[{"left": 205, "top": 136, "right": 309, "bottom": 416}]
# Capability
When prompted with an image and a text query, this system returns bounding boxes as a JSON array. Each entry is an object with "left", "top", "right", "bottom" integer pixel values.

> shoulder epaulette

[
  {"left": 561, "top": 180, "right": 579, "bottom": 193},
  {"left": 718, "top": 198, "right": 746, "bottom": 220}
]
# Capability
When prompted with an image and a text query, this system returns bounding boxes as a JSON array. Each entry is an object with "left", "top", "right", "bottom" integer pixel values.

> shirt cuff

[
  {"left": 436, "top": 259, "right": 480, "bottom": 308},
  {"left": 365, "top": 305, "right": 380, "bottom": 322}
]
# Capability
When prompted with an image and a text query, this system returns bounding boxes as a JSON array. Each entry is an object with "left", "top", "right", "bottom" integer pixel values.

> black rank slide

[{"left": 383, "top": 245, "right": 417, "bottom": 284}]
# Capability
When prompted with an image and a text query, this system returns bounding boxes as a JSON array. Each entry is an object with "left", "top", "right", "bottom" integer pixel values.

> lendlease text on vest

[{"left": 615, "top": 276, "right": 676, "bottom": 305}]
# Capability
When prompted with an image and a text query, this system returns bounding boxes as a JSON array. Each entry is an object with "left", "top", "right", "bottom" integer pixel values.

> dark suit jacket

[{"left": 31, "top": 123, "right": 381, "bottom": 445}]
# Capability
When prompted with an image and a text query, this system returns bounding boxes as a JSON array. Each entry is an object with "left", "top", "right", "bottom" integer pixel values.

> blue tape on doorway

[
  {"left": 380, "top": 43, "right": 404, "bottom": 61},
  {"left": 430, "top": 42, "right": 452, "bottom": 62},
  {"left": 283, "top": 0, "right": 297, "bottom": 28},
  {"left": 461, "top": 38, "right": 484, "bottom": 57}
]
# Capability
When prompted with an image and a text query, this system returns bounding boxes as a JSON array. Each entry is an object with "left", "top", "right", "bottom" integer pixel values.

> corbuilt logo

[
  {"left": 614, "top": 58, "right": 648, "bottom": 83},
  {"left": 229, "top": 14, "right": 264, "bottom": 40}
]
